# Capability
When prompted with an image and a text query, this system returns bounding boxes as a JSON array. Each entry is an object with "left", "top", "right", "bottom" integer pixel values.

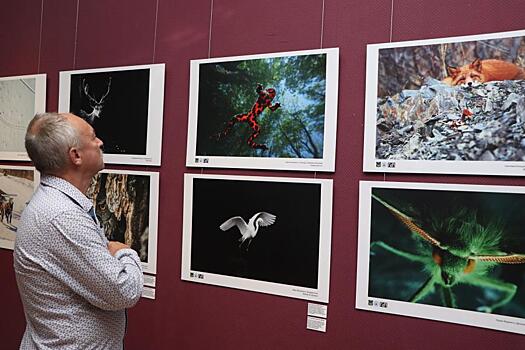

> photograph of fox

[
  {"left": 369, "top": 187, "right": 525, "bottom": 318},
  {"left": 195, "top": 53, "right": 328, "bottom": 158},
  {"left": 377, "top": 35, "right": 525, "bottom": 96},
  {"left": 373, "top": 33, "right": 525, "bottom": 164}
]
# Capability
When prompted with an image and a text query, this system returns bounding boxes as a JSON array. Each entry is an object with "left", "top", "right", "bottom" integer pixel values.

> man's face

[{"left": 67, "top": 114, "right": 104, "bottom": 174}]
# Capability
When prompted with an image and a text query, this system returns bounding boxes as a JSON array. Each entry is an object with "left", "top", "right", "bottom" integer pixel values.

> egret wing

[
  {"left": 219, "top": 216, "right": 247, "bottom": 232},
  {"left": 255, "top": 212, "right": 276, "bottom": 227}
]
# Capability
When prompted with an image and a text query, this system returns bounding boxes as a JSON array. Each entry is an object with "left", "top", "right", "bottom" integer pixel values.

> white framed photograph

[
  {"left": 0, "top": 74, "right": 46, "bottom": 161},
  {"left": 363, "top": 29, "right": 525, "bottom": 176},
  {"left": 87, "top": 169, "right": 159, "bottom": 274},
  {"left": 357, "top": 180, "right": 525, "bottom": 335},
  {"left": 182, "top": 173, "right": 333, "bottom": 302},
  {"left": 59, "top": 64, "right": 165, "bottom": 166},
  {"left": 186, "top": 48, "right": 339, "bottom": 172},
  {"left": 0, "top": 165, "right": 39, "bottom": 250}
]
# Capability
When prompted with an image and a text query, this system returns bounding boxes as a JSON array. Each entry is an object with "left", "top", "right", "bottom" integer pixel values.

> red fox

[{"left": 443, "top": 58, "right": 525, "bottom": 86}]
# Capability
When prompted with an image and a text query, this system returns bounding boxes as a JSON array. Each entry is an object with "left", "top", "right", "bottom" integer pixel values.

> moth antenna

[
  {"left": 470, "top": 254, "right": 525, "bottom": 264},
  {"left": 372, "top": 194, "right": 442, "bottom": 247}
]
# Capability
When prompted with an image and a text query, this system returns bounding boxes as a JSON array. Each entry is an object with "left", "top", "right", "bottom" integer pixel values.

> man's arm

[{"left": 47, "top": 211, "right": 144, "bottom": 311}]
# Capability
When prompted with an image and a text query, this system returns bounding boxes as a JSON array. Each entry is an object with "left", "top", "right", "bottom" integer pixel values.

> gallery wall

[{"left": 1, "top": 0, "right": 525, "bottom": 348}]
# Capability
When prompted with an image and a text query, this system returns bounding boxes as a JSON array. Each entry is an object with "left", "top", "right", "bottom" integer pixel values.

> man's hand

[{"left": 108, "top": 241, "right": 131, "bottom": 256}]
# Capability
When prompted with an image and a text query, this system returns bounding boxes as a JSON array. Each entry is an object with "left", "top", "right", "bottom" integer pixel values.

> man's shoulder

[
  {"left": 21, "top": 184, "right": 86, "bottom": 231},
  {"left": 32, "top": 183, "right": 81, "bottom": 213}
]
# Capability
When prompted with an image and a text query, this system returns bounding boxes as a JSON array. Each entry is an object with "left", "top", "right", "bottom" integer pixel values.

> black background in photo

[
  {"left": 190, "top": 178, "right": 322, "bottom": 289},
  {"left": 69, "top": 69, "right": 150, "bottom": 155}
]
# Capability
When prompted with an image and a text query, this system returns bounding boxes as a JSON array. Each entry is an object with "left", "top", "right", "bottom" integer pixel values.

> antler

[
  {"left": 470, "top": 254, "right": 525, "bottom": 264},
  {"left": 81, "top": 79, "right": 98, "bottom": 104},
  {"left": 99, "top": 77, "right": 112, "bottom": 104},
  {"left": 372, "top": 194, "right": 442, "bottom": 247}
]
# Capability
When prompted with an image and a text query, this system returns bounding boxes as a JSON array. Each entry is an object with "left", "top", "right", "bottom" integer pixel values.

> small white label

[
  {"left": 307, "top": 303, "right": 327, "bottom": 318},
  {"left": 142, "top": 286, "right": 156, "bottom": 299},
  {"left": 306, "top": 316, "right": 326, "bottom": 332},
  {"left": 144, "top": 274, "right": 156, "bottom": 287}
]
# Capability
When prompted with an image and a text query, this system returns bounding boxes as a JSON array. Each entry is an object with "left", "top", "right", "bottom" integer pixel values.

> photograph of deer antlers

[
  {"left": 59, "top": 64, "right": 165, "bottom": 166},
  {"left": 181, "top": 174, "right": 333, "bottom": 302},
  {"left": 363, "top": 29, "right": 525, "bottom": 176}
]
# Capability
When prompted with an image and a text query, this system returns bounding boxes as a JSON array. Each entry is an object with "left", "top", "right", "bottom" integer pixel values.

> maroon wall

[{"left": 1, "top": 0, "right": 525, "bottom": 349}]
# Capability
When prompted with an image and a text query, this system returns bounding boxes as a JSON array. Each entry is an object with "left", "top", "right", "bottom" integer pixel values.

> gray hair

[{"left": 25, "top": 112, "right": 81, "bottom": 174}]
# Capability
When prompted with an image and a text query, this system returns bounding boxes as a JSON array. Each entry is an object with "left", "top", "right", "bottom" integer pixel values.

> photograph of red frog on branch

[
  {"left": 186, "top": 48, "right": 339, "bottom": 172},
  {"left": 363, "top": 29, "right": 525, "bottom": 176}
]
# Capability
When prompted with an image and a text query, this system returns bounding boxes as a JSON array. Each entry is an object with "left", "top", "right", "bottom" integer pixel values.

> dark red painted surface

[{"left": 1, "top": 0, "right": 525, "bottom": 349}]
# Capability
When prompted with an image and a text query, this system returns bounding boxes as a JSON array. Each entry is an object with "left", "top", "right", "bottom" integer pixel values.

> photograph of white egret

[
  {"left": 0, "top": 74, "right": 46, "bottom": 161},
  {"left": 356, "top": 181, "right": 525, "bottom": 335},
  {"left": 362, "top": 29, "right": 525, "bottom": 176},
  {"left": 59, "top": 64, "right": 165, "bottom": 166},
  {"left": 0, "top": 166, "right": 38, "bottom": 250},
  {"left": 181, "top": 174, "right": 333, "bottom": 302},
  {"left": 87, "top": 169, "right": 159, "bottom": 274}
]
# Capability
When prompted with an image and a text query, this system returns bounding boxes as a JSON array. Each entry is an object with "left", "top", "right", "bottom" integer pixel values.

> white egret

[{"left": 219, "top": 212, "right": 276, "bottom": 250}]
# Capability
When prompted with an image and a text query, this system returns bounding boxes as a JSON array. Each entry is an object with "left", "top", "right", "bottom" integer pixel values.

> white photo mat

[
  {"left": 363, "top": 29, "right": 525, "bottom": 176},
  {"left": 186, "top": 48, "right": 339, "bottom": 172},
  {"left": 89, "top": 169, "right": 159, "bottom": 274},
  {"left": 0, "top": 165, "right": 39, "bottom": 250},
  {"left": 182, "top": 173, "right": 333, "bottom": 302},
  {"left": 59, "top": 64, "right": 165, "bottom": 166},
  {"left": 356, "top": 180, "right": 525, "bottom": 335},
  {"left": 0, "top": 74, "right": 46, "bottom": 161}
]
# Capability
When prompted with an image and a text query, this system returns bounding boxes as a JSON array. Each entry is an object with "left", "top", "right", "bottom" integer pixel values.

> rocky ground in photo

[{"left": 375, "top": 79, "right": 525, "bottom": 161}]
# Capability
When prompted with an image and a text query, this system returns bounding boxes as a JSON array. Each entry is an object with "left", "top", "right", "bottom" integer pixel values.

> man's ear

[{"left": 69, "top": 147, "right": 82, "bottom": 166}]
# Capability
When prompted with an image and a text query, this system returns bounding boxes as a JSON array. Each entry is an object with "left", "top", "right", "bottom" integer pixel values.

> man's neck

[{"left": 46, "top": 171, "right": 93, "bottom": 195}]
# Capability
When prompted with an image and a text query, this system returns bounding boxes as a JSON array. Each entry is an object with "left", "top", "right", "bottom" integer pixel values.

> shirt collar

[{"left": 40, "top": 175, "right": 93, "bottom": 212}]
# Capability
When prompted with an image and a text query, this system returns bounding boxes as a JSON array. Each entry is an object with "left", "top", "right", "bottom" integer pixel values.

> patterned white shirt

[{"left": 14, "top": 175, "right": 144, "bottom": 350}]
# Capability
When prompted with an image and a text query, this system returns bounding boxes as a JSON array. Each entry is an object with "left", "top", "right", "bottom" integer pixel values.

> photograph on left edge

[
  {"left": 0, "top": 74, "right": 46, "bottom": 161},
  {"left": 356, "top": 180, "right": 525, "bottom": 335},
  {"left": 86, "top": 169, "right": 159, "bottom": 274},
  {"left": 0, "top": 166, "right": 39, "bottom": 250},
  {"left": 181, "top": 174, "right": 333, "bottom": 302},
  {"left": 59, "top": 64, "right": 165, "bottom": 166}
]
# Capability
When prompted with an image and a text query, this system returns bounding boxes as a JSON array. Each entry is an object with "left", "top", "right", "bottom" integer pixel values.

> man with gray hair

[{"left": 14, "top": 112, "right": 143, "bottom": 350}]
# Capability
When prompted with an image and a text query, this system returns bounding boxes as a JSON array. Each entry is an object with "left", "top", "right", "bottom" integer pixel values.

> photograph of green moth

[{"left": 356, "top": 181, "right": 525, "bottom": 335}]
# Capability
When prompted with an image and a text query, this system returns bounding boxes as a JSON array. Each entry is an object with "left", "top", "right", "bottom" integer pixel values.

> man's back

[{"left": 14, "top": 176, "right": 143, "bottom": 350}]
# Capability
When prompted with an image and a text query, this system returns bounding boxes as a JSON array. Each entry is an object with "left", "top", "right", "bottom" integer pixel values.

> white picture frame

[
  {"left": 363, "top": 29, "right": 525, "bottom": 176},
  {"left": 182, "top": 173, "right": 333, "bottom": 302},
  {"left": 186, "top": 48, "right": 339, "bottom": 172},
  {"left": 87, "top": 169, "right": 160, "bottom": 274},
  {"left": 0, "top": 74, "right": 46, "bottom": 161},
  {"left": 59, "top": 64, "right": 165, "bottom": 166},
  {"left": 357, "top": 180, "right": 525, "bottom": 335},
  {"left": 0, "top": 165, "right": 39, "bottom": 250}
]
